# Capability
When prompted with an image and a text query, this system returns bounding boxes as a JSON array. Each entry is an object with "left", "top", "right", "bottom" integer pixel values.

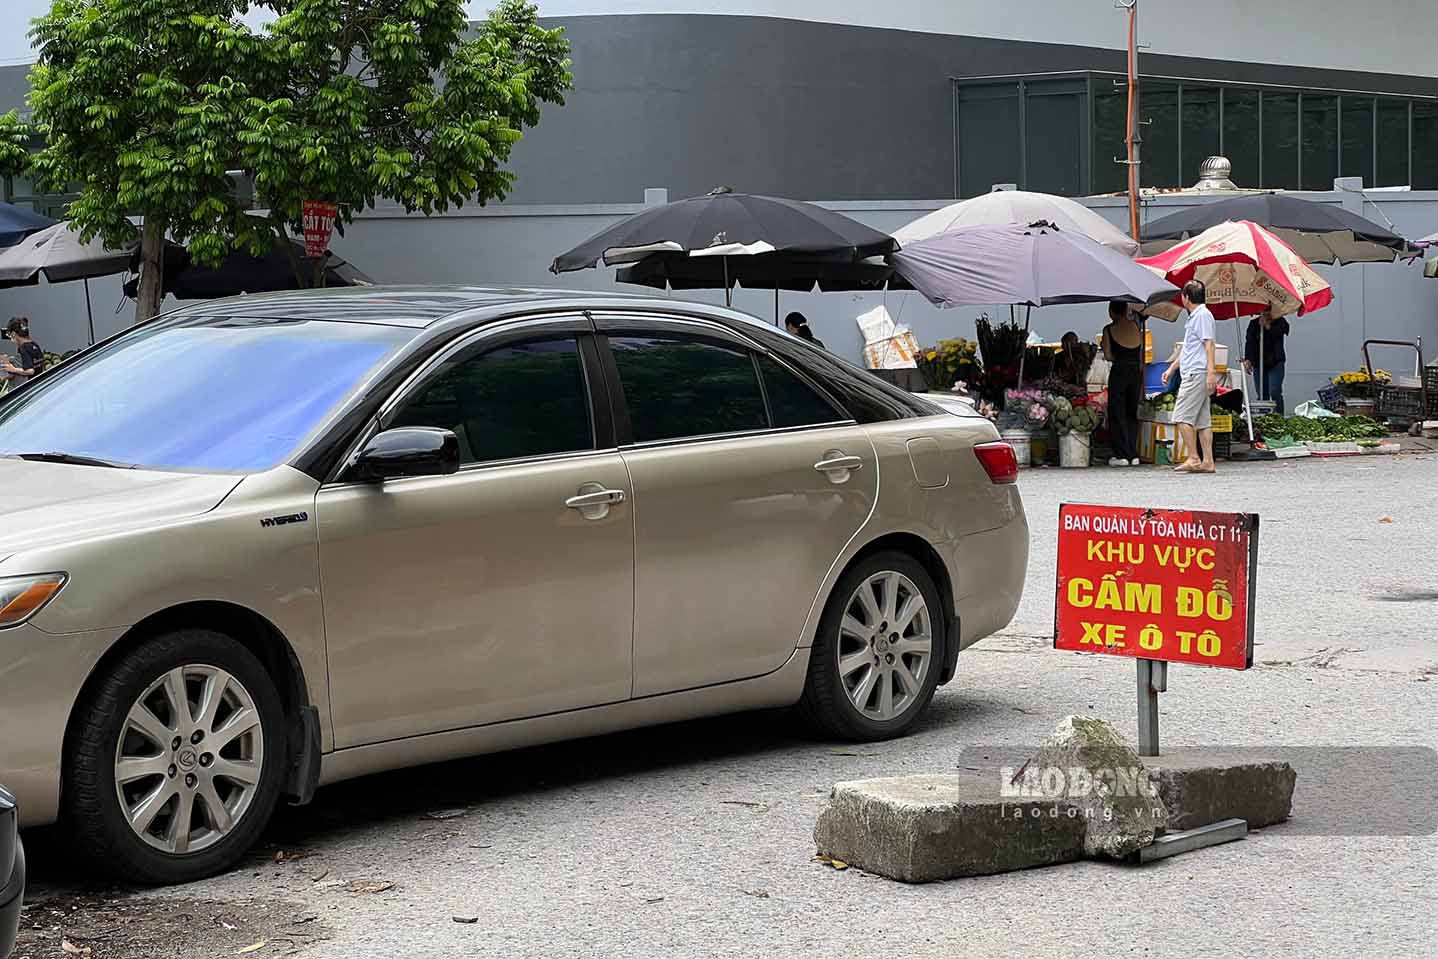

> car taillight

[{"left": 973, "top": 441, "right": 1019, "bottom": 484}]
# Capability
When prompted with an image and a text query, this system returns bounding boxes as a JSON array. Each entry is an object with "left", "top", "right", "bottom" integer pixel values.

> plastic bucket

[
  {"left": 1001, "top": 429, "right": 1032, "bottom": 468},
  {"left": 1059, "top": 431, "right": 1092, "bottom": 468},
  {"left": 1144, "top": 361, "right": 1169, "bottom": 394}
]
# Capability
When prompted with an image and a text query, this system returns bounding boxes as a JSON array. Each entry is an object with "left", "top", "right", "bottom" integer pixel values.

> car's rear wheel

[
  {"left": 63, "top": 630, "right": 286, "bottom": 884},
  {"left": 799, "top": 550, "right": 945, "bottom": 741}
]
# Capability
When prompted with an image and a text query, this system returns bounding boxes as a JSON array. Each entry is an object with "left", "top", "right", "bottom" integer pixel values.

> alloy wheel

[
  {"left": 836, "top": 571, "right": 933, "bottom": 721},
  {"left": 112, "top": 664, "right": 265, "bottom": 855}
]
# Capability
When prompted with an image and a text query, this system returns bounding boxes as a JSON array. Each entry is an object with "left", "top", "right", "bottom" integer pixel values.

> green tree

[
  {"left": 0, "top": 111, "right": 33, "bottom": 182},
  {"left": 28, "top": 0, "right": 571, "bottom": 321}
]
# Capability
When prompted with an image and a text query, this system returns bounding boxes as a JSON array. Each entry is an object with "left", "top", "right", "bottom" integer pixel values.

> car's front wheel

[
  {"left": 63, "top": 630, "right": 286, "bottom": 884},
  {"left": 799, "top": 550, "right": 945, "bottom": 741}
]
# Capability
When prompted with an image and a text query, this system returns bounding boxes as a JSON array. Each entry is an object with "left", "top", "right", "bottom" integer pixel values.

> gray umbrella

[
  {"left": 892, "top": 221, "right": 1177, "bottom": 386},
  {"left": 0, "top": 221, "right": 137, "bottom": 344},
  {"left": 891, "top": 221, "right": 1177, "bottom": 309}
]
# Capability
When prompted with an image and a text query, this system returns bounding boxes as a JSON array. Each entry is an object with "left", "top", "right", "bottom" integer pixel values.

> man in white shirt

[{"left": 1161, "top": 280, "right": 1218, "bottom": 473}]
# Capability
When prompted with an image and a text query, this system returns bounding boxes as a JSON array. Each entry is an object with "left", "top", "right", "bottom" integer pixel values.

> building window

[
  {"left": 1341, "top": 96, "right": 1375, "bottom": 186},
  {"left": 1091, "top": 83, "right": 1129, "bottom": 195},
  {"left": 1025, "top": 79, "right": 1087, "bottom": 197},
  {"left": 1414, "top": 100, "right": 1438, "bottom": 190},
  {"left": 1181, "top": 87, "right": 1221, "bottom": 185},
  {"left": 1261, "top": 92, "right": 1299, "bottom": 189},
  {"left": 1141, "top": 81, "right": 1180, "bottom": 188},
  {"left": 956, "top": 83, "right": 1022, "bottom": 198},
  {"left": 1222, "top": 89, "right": 1261, "bottom": 187},
  {"left": 1302, "top": 93, "right": 1339, "bottom": 190},
  {"left": 955, "top": 72, "right": 1438, "bottom": 196},
  {"left": 1377, "top": 98, "right": 1411, "bottom": 187}
]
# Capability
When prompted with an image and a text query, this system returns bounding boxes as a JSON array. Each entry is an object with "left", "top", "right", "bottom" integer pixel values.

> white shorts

[{"left": 1174, "top": 375, "right": 1211, "bottom": 429}]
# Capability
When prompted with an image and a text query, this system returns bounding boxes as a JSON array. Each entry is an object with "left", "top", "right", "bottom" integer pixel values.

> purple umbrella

[
  {"left": 891, "top": 221, "right": 1176, "bottom": 310},
  {"left": 891, "top": 221, "right": 1177, "bottom": 385}
]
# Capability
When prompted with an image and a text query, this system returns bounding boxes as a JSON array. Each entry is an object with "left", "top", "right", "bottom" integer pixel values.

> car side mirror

[{"left": 350, "top": 427, "right": 460, "bottom": 482}]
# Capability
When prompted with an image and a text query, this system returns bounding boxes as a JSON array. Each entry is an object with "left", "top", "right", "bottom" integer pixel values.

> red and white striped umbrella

[{"left": 1136, "top": 220, "right": 1334, "bottom": 321}]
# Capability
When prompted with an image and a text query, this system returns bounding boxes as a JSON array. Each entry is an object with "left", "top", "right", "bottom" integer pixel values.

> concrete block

[
  {"left": 1024, "top": 716, "right": 1168, "bottom": 857},
  {"left": 1148, "top": 750, "right": 1297, "bottom": 831},
  {"left": 812, "top": 772, "right": 1085, "bottom": 883}
]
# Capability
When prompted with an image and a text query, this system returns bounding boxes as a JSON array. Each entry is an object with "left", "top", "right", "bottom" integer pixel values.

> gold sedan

[{"left": 0, "top": 288, "right": 1027, "bottom": 884}]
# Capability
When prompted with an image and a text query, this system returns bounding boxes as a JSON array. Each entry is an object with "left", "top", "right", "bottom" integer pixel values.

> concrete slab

[
  {"left": 812, "top": 772, "right": 1085, "bottom": 883},
  {"left": 1147, "top": 750, "right": 1297, "bottom": 831},
  {"left": 813, "top": 749, "right": 1296, "bottom": 883},
  {"left": 1023, "top": 716, "right": 1169, "bottom": 857}
]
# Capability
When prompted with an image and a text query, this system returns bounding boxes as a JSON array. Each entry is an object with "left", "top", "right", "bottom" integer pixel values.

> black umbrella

[
  {"left": 551, "top": 187, "right": 896, "bottom": 309},
  {"left": 1140, "top": 193, "right": 1410, "bottom": 264},
  {"left": 123, "top": 239, "right": 372, "bottom": 300},
  {"left": 0, "top": 202, "right": 57, "bottom": 248},
  {"left": 615, "top": 249, "right": 895, "bottom": 293}
]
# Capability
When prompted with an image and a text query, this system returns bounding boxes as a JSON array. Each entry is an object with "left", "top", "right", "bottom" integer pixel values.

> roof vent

[{"left": 1194, "top": 156, "right": 1238, "bottom": 191}]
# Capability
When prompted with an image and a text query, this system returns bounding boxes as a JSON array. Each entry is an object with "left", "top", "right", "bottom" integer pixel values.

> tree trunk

[{"left": 134, "top": 216, "right": 168, "bottom": 323}]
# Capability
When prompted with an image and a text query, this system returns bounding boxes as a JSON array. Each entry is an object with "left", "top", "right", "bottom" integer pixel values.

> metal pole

[
  {"left": 1235, "top": 291, "right": 1254, "bottom": 442},
  {"left": 82, "top": 276, "right": 96, "bottom": 345},
  {"left": 1121, "top": 0, "right": 1142, "bottom": 242},
  {"left": 1136, "top": 658, "right": 1165, "bottom": 757},
  {"left": 1015, "top": 304, "right": 1028, "bottom": 387},
  {"left": 723, "top": 256, "right": 732, "bottom": 308},
  {"left": 774, "top": 287, "right": 780, "bottom": 326}
]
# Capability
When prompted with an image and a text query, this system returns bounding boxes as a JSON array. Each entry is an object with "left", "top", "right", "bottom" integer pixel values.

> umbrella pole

[
  {"left": 1016, "top": 305, "right": 1032, "bottom": 387},
  {"left": 724, "top": 257, "right": 732, "bottom": 308},
  {"left": 774, "top": 287, "right": 779, "bottom": 326},
  {"left": 1234, "top": 293, "right": 1254, "bottom": 446},
  {"left": 83, "top": 276, "right": 95, "bottom": 345}
]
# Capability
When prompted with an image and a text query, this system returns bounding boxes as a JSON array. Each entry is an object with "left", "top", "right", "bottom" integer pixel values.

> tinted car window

[
  {"left": 0, "top": 318, "right": 412, "bottom": 472},
  {"left": 737, "top": 322, "right": 936, "bottom": 422},
  {"left": 757, "top": 355, "right": 843, "bottom": 428},
  {"left": 609, "top": 335, "right": 767, "bottom": 442},
  {"left": 391, "top": 337, "right": 593, "bottom": 464}
]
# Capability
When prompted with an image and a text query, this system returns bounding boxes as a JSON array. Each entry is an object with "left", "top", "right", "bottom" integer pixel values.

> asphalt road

[{"left": 22, "top": 453, "right": 1438, "bottom": 959}]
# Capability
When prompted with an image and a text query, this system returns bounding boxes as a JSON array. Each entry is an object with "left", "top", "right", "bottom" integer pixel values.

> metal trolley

[{"left": 1364, "top": 338, "right": 1428, "bottom": 424}]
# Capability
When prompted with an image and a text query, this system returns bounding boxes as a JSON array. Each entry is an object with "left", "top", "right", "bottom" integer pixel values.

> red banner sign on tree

[
  {"left": 1054, "top": 504, "right": 1258, "bottom": 670},
  {"left": 302, "top": 200, "right": 339, "bottom": 258}
]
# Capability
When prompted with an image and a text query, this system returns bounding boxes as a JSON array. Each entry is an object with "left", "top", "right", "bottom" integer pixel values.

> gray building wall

[
  {"left": 2, "top": 10, "right": 1436, "bottom": 400},
  {"left": 4, "top": 14, "right": 1438, "bottom": 202},
  {"left": 3, "top": 188, "right": 1436, "bottom": 408}
]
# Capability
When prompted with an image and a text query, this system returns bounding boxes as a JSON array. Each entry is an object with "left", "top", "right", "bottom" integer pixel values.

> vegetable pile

[
  {"left": 1051, "top": 397, "right": 1100, "bottom": 436},
  {"left": 1254, "top": 413, "right": 1387, "bottom": 442}
]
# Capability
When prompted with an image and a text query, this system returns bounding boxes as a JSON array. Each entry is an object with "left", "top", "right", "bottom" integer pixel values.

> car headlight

[{"left": 0, "top": 573, "right": 68, "bottom": 628}]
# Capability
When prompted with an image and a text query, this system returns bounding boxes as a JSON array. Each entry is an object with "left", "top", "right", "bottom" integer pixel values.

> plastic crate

[
  {"left": 1426, "top": 367, "right": 1438, "bottom": 416},
  {"left": 1211, "top": 413, "right": 1233, "bottom": 433},
  {"left": 1376, "top": 385, "right": 1425, "bottom": 421}
]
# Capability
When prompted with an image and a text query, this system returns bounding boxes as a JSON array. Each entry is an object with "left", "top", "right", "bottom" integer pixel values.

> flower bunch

[
  {"left": 918, "top": 338, "right": 983, "bottom": 393},
  {"left": 1332, "top": 369, "right": 1390, "bottom": 398}
]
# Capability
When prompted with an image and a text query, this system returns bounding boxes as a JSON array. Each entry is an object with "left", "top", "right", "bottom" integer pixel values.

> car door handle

[
  {"left": 814, "top": 455, "right": 864, "bottom": 473},
  {"left": 565, "top": 489, "right": 627, "bottom": 509}
]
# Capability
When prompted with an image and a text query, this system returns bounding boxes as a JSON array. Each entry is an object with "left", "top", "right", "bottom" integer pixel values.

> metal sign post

[
  {"left": 1135, "top": 658, "right": 1167, "bottom": 756},
  {"left": 1054, "top": 504, "right": 1260, "bottom": 755}
]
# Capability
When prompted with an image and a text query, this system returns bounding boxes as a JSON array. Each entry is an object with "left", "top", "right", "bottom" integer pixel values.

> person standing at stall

[
  {"left": 784, "top": 312, "right": 826, "bottom": 350},
  {"left": 0, "top": 317, "right": 44, "bottom": 394},
  {"left": 1162, "top": 281, "right": 1218, "bottom": 474},
  {"left": 1102, "top": 302, "right": 1143, "bottom": 467},
  {"left": 1243, "top": 309, "right": 1290, "bottom": 415}
]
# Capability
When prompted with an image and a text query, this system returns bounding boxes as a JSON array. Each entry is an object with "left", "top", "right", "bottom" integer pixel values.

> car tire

[
  {"left": 62, "top": 630, "right": 287, "bottom": 885},
  {"left": 798, "top": 550, "right": 946, "bottom": 742}
]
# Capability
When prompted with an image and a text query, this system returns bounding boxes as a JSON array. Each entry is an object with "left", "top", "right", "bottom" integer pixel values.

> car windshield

[{"left": 0, "top": 317, "right": 414, "bottom": 473}]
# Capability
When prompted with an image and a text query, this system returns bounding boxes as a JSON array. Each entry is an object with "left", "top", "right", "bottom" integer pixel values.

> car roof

[{"left": 163, "top": 285, "right": 753, "bottom": 330}]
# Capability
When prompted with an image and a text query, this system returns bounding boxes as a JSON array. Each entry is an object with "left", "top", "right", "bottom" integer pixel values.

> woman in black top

[{"left": 1102, "top": 303, "right": 1143, "bottom": 467}]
